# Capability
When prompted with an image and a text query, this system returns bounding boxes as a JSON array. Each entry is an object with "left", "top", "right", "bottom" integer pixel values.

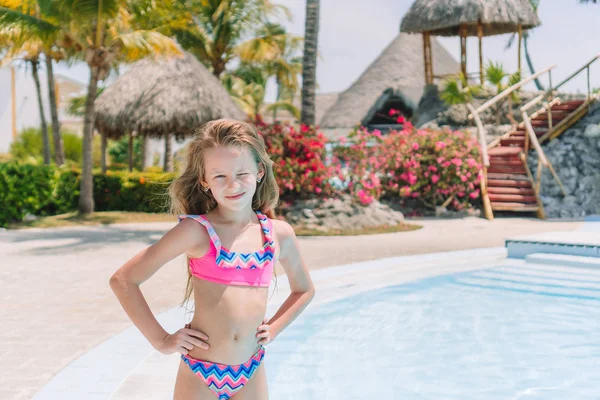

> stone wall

[{"left": 528, "top": 101, "right": 600, "bottom": 218}]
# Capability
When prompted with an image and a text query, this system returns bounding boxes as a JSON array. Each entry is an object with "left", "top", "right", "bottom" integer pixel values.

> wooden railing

[{"left": 516, "top": 54, "right": 600, "bottom": 198}]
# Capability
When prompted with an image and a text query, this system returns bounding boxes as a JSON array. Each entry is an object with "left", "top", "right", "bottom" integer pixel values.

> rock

[
  {"left": 280, "top": 195, "right": 405, "bottom": 232},
  {"left": 583, "top": 123, "right": 600, "bottom": 138},
  {"left": 23, "top": 214, "right": 37, "bottom": 222}
]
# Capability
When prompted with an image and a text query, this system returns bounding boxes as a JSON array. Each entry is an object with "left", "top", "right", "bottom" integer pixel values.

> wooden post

[
  {"left": 478, "top": 22, "right": 484, "bottom": 85},
  {"left": 101, "top": 131, "right": 107, "bottom": 174},
  {"left": 517, "top": 24, "right": 523, "bottom": 76},
  {"left": 422, "top": 33, "right": 429, "bottom": 84},
  {"left": 427, "top": 33, "right": 434, "bottom": 83},
  {"left": 128, "top": 131, "right": 133, "bottom": 172},
  {"left": 460, "top": 25, "right": 467, "bottom": 78},
  {"left": 11, "top": 66, "right": 17, "bottom": 139},
  {"left": 422, "top": 32, "right": 433, "bottom": 84}
]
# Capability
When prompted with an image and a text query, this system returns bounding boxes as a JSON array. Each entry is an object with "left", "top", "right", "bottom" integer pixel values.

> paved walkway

[{"left": 0, "top": 217, "right": 584, "bottom": 399}]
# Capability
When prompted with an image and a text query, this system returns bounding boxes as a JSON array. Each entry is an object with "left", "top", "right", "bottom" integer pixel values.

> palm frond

[
  {"left": 0, "top": 7, "right": 60, "bottom": 39},
  {"left": 110, "top": 30, "right": 182, "bottom": 62},
  {"left": 235, "top": 36, "right": 280, "bottom": 63},
  {"left": 60, "top": 0, "right": 119, "bottom": 19},
  {"left": 485, "top": 61, "right": 507, "bottom": 86},
  {"left": 265, "top": 100, "right": 299, "bottom": 119}
]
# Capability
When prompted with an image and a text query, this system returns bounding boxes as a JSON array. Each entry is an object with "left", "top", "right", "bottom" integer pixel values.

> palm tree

[
  {"left": 1, "top": 0, "right": 181, "bottom": 214},
  {"left": 45, "top": 50, "right": 64, "bottom": 165},
  {"left": 0, "top": 1, "right": 66, "bottom": 164},
  {"left": 158, "top": 0, "right": 290, "bottom": 78},
  {"left": 236, "top": 23, "right": 303, "bottom": 121},
  {"left": 0, "top": 28, "right": 51, "bottom": 164},
  {"left": 300, "top": 0, "right": 320, "bottom": 126},
  {"left": 505, "top": 0, "right": 543, "bottom": 90},
  {"left": 485, "top": 62, "right": 521, "bottom": 124}
]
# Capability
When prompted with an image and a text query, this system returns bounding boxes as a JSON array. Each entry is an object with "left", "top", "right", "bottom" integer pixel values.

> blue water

[{"left": 266, "top": 263, "right": 600, "bottom": 399}]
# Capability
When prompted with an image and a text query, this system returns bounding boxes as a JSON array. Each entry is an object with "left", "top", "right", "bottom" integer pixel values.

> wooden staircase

[
  {"left": 468, "top": 55, "right": 600, "bottom": 220},
  {"left": 486, "top": 99, "right": 586, "bottom": 217}
]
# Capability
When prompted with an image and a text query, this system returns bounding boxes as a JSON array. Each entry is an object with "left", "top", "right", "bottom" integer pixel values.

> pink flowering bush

[
  {"left": 334, "top": 122, "right": 482, "bottom": 211},
  {"left": 255, "top": 118, "right": 337, "bottom": 201}
]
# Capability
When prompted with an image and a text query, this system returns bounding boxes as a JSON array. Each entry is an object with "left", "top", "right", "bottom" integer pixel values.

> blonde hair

[{"left": 168, "top": 119, "right": 280, "bottom": 306}]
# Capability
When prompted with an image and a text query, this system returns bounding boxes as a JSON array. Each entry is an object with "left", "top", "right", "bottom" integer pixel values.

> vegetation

[{"left": 1, "top": 0, "right": 309, "bottom": 217}]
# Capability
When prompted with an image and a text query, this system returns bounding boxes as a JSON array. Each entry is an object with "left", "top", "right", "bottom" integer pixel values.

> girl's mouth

[{"left": 225, "top": 192, "right": 245, "bottom": 200}]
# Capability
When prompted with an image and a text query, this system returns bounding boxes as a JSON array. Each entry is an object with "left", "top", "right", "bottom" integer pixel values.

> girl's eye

[
  {"left": 238, "top": 173, "right": 249, "bottom": 176},
  {"left": 215, "top": 175, "right": 225, "bottom": 179}
]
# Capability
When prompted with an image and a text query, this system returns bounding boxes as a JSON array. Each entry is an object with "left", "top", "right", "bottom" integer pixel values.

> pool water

[{"left": 266, "top": 262, "right": 600, "bottom": 399}]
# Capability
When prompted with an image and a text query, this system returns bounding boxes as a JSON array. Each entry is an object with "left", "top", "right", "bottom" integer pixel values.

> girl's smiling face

[{"left": 202, "top": 146, "right": 264, "bottom": 209}]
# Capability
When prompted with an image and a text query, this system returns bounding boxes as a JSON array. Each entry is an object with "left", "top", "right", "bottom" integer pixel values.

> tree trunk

[
  {"left": 31, "top": 60, "right": 51, "bottom": 165},
  {"left": 128, "top": 131, "right": 133, "bottom": 172},
  {"left": 300, "top": 0, "right": 320, "bottom": 126},
  {"left": 140, "top": 135, "right": 147, "bottom": 171},
  {"left": 524, "top": 35, "right": 544, "bottom": 91},
  {"left": 212, "top": 58, "right": 225, "bottom": 79},
  {"left": 164, "top": 132, "right": 173, "bottom": 172},
  {"left": 101, "top": 131, "right": 107, "bottom": 174},
  {"left": 79, "top": 65, "right": 101, "bottom": 214},
  {"left": 45, "top": 55, "right": 65, "bottom": 165},
  {"left": 272, "top": 78, "right": 281, "bottom": 122}
]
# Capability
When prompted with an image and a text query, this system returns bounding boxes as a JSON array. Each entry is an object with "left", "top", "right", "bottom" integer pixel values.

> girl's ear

[{"left": 258, "top": 164, "right": 265, "bottom": 180}]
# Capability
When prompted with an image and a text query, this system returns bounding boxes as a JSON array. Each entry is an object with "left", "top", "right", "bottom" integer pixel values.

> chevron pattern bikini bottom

[{"left": 181, "top": 345, "right": 265, "bottom": 400}]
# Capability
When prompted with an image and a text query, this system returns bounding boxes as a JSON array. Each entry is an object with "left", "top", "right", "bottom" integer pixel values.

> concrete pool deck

[{"left": 0, "top": 216, "right": 592, "bottom": 399}]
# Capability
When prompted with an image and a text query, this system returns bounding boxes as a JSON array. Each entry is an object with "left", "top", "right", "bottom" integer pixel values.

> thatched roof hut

[
  {"left": 95, "top": 51, "right": 244, "bottom": 171},
  {"left": 95, "top": 52, "right": 245, "bottom": 141},
  {"left": 400, "top": 0, "right": 541, "bottom": 83},
  {"left": 400, "top": 0, "right": 540, "bottom": 37},
  {"left": 319, "top": 33, "right": 458, "bottom": 134}
]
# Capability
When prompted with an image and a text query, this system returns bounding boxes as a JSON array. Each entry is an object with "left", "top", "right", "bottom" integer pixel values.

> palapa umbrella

[
  {"left": 400, "top": 0, "right": 541, "bottom": 84},
  {"left": 95, "top": 51, "right": 245, "bottom": 172}
]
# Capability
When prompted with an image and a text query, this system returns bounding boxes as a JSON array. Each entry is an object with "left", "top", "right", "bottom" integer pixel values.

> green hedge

[{"left": 0, "top": 162, "right": 175, "bottom": 227}]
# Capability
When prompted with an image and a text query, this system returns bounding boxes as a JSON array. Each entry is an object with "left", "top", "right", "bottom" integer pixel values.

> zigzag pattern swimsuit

[{"left": 177, "top": 210, "right": 275, "bottom": 399}]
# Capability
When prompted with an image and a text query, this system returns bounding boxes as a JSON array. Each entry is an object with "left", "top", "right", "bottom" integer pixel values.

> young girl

[{"left": 110, "top": 119, "right": 315, "bottom": 399}]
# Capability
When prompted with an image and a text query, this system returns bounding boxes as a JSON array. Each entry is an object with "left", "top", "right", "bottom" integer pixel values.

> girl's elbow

[{"left": 109, "top": 271, "right": 131, "bottom": 292}]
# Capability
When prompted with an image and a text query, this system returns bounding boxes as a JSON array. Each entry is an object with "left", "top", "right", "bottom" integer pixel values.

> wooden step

[
  {"left": 491, "top": 202, "right": 539, "bottom": 212},
  {"left": 531, "top": 111, "right": 569, "bottom": 121},
  {"left": 488, "top": 147, "right": 522, "bottom": 156},
  {"left": 488, "top": 179, "right": 532, "bottom": 188},
  {"left": 530, "top": 118, "right": 564, "bottom": 127},
  {"left": 489, "top": 160, "right": 524, "bottom": 166},
  {"left": 512, "top": 129, "right": 546, "bottom": 137},
  {"left": 560, "top": 99, "right": 585, "bottom": 106},
  {"left": 488, "top": 166, "right": 527, "bottom": 174},
  {"left": 551, "top": 100, "right": 584, "bottom": 111},
  {"left": 487, "top": 187, "right": 535, "bottom": 195},
  {"left": 488, "top": 193, "right": 537, "bottom": 203},
  {"left": 500, "top": 137, "right": 525, "bottom": 146},
  {"left": 487, "top": 173, "right": 530, "bottom": 181}
]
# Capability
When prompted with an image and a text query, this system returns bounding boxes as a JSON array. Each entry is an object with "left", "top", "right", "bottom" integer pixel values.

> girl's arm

[
  {"left": 109, "top": 218, "right": 209, "bottom": 353},
  {"left": 266, "top": 220, "right": 316, "bottom": 340}
]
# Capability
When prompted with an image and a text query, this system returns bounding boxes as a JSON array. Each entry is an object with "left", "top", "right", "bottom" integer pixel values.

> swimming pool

[{"left": 266, "top": 262, "right": 600, "bottom": 399}]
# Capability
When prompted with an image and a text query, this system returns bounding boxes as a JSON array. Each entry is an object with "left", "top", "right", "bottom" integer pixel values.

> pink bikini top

[{"left": 178, "top": 210, "right": 275, "bottom": 287}]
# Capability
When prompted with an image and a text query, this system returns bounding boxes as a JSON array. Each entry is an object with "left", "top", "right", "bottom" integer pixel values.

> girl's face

[{"left": 202, "top": 146, "right": 264, "bottom": 209}]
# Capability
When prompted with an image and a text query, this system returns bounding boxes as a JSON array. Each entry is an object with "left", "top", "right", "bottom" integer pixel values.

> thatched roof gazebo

[
  {"left": 319, "top": 33, "right": 458, "bottom": 134},
  {"left": 95, "top": 52, "right": 245, "bottom": 171},
  {"left": 400, "top": 0, "right": 541, "bottom": 84}
]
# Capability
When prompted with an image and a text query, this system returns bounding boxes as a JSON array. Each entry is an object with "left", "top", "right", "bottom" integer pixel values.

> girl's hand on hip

[
  {"left": 256, "top": 317, "right": 271, "bottom": 346},
  {"left": 158, "top": 327, "right": 210, "bottom": 355}
]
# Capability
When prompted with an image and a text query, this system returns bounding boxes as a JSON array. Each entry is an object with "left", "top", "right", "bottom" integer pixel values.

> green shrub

[
  {"left": 9, "top": 127, "right": 83, "bottom": 164},
  {"left": 0, "top": 162, "right": 56, "bottom": 226},
  {"left": 0, "top": 162, "right": 176, "bottom": 227},
  {"left": 108, "top": 136, "right": 143, "bottom": 170}
]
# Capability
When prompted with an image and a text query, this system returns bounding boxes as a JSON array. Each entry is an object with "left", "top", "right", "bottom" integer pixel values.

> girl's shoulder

[{"left": 270, "top": 218, "right": 296, "bottom": 240}]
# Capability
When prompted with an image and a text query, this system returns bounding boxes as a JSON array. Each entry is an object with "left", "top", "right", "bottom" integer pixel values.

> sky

[{"left": 53, "top": 0, "right": 600, "bottom": 101}]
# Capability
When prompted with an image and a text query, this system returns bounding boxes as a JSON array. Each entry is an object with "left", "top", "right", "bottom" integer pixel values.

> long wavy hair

[{"left": 169, "top": 119, "right": 280, "bottom": 306}]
